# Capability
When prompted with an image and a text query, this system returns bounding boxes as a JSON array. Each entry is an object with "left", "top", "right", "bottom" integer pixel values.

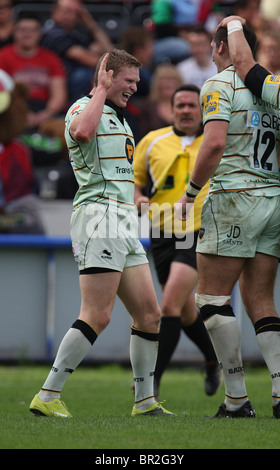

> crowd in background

[{"left": 0, "top": 0, "right": 279, "bottom": 233}]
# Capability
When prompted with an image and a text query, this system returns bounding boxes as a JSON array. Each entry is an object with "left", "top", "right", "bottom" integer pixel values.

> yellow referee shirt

[{"left": 134, "top": 126, "right": 209, "bottom": 235}]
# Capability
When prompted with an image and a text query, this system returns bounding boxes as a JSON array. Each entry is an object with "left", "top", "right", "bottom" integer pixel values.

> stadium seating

[{"left": 12, "top": 1, "right": 152, "bottom": 44}]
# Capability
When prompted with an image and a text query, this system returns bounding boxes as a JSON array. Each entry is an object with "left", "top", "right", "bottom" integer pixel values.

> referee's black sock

[
  {"left": 182, "top": 313, "right": 217, "bottom": 364},
  {"left": 154, "top": 316, "right": 181, "bottom": 384}
]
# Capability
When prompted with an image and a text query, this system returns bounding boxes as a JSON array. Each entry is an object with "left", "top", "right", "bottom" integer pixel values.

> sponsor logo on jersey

[
  {"left": 266, "top": 75, "right": 280, "bottom": 85},
  {"left": 247, "top": 108, "right": 280, "bottom": 131},
  {"left": 202, "top": 92, "right": 219, "bottom": 116},
  {"left": 250, "top": 111, "right": 260, "bottom": 127},
  {"left": 125, "top": 137, "right": 134, "bottom": 164},
  {"left": 70, "top": 104, "right": 81, "bottom": 115},
  {"left": 223, "top": 224, "right": 243, "bottom": 246},
  {"left": 109, "top": 118, "right": 118, "bottom": 129}
]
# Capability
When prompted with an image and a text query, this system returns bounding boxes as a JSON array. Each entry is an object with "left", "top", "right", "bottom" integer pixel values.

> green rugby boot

[
  {"left": 132, "top": 402, "right": 176, "bottom": 416},
  {"left": 30, "top": 394, "right": 72, "bottom": 418}
]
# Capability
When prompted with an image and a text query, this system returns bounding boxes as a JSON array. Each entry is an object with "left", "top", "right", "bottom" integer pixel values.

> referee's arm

[{"left": 134, "top": 184, "right": 150, "bottom": 214}]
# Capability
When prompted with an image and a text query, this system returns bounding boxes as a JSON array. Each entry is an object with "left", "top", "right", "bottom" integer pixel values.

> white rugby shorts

[
  {"left": 197, "top": 192, "right": 280, "bottom": 258},
  {"left": 70, "top": 202, "right": 148, "bottom": 271}
]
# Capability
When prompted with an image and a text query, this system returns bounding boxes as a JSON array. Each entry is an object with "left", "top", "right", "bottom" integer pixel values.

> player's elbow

[
  {"left": 234, "top": 57, "right": 255, "bottom": 83},
  {"left": 209, "top": 136, "right": 226, "bottom": 155},
  {"left": 71, "top": 126, "right": 95, "bottom": 143}
]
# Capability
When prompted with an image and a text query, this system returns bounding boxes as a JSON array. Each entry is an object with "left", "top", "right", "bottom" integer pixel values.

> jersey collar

[
  {"left": 173, "top": 125, "right": 203, "bottom": 138},
  {"left": 105, "top": 99, "right": 124, "bottom": 124},
  {"left": 87, "top": 95, "right": 124, "bottom": 124}
]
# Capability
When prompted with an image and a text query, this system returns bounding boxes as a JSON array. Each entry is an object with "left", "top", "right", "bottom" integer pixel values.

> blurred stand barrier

[{"left": 0, "top": 213, "right": 278, "bottom": 364}]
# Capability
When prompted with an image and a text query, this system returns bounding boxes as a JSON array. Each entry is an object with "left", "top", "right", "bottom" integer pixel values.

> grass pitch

[{"left": 0, "top": 363, "right": 279, "bottom": 451}]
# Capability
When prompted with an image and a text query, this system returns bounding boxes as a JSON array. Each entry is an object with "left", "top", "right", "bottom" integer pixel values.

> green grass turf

[{"left": 0, "top": 363, "right": 279, "bottom": 450}]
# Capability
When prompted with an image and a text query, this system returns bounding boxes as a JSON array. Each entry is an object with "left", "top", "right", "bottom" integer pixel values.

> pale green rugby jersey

[
  {"left": 65, "top": 96, "right": 135, "bottom": 209},
  {"left": 200, "top": 65, "right": 280, "bottom": 196},
  {"left": 261, "top": 74, "right": 280, "bottom": 109}
]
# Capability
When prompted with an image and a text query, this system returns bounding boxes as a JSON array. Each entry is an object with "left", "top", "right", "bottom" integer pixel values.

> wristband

[
  {"left": 227, "top": 20, "right": 243, "bottom": 35},
  {"left": 185, "top": 179, "right": 202, "bottom": 199}
]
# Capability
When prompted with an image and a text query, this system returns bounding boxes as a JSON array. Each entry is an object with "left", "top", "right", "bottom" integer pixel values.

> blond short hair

[{"left": 93, "top": 49, "right": 142, "bottom": 87}]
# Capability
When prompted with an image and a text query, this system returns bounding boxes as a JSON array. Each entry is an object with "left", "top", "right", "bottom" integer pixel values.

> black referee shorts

[{"left": 150, "top": 230, "right": 198, "bottom": 285}]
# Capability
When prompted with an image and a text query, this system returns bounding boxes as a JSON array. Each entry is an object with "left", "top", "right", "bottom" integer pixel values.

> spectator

[
  {"left": 120, "top": 26, "right": 154, "bottom": 101},
  {"left": 38, "top": 118, "right": 78, "bottom": 200},
  {"left": 233, "top": 0, "right": 264, "bottom": 37},
  {"left": 0, "top": 69, "right": 45, "bottom": 234},
  {"left": 0, "top": 11, "right": 67, "bottom": 131},
  {"left": 0, "top": 0, "right": 14, "bottom": 48},
  {"left": 138, "top": 63, "right": 183, "bottom": 140},
  {"left": 177, "top": 26, "right": 217, "bottom": 89},
  {"left": 119, "top": 26, "right": 155, "bottom": 143},
  {"left": 260, "top": 0, "right": 280, "bottom": 27},
  {"left": 41, "top": 0, "right": 113, "bottom": 103},
  {"left": 150, "top": 0, "right": 216, "bottom": 64},
  {"left": 256, "top": 30, "right": 280, "bottom": 75}
]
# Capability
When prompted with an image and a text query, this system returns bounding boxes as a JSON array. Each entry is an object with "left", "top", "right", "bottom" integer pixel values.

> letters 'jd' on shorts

[
  {"left": 70, "top": 202, "right": 148, "bottom": 272},
  {"left": 196, "top": 192, "right": 280, "bottom": 258}
]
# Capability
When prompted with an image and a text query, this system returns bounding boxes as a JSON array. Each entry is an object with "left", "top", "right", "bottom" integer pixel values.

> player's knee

[
  {"left": 143, "top": 303, "right": 161, "bottom": 331},
  {"left": 200, "top": 303, "right": 234, "bottom": 322},
  {"left": 161, "top": 300, "right": 180, "bottom": 318},
  {"left": 195, "top": 293, "right": 235, "bottom": 329},
  {"left": 195, "top": 293, "right": 231, "bottom": 310},
  {"left": 97, "top": 313, "right": 111, "bottom": 332},
  {"left": 80, "top": 311, "right": 111, "bottom": 335},
  {"left": 152, "top": 304, "right": 161, "bottom": 328}
]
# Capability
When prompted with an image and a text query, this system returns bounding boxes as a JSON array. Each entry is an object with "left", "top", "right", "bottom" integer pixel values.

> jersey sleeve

[
  {"left": 65, "top": 98, "right": 88, "bottom": 144},
  {"left": 200, "top": 77, "right": 232, "bottom": 125},
  {"left": 261, "top": 74, "right": 280, "bottom": 108},
  {"left": 245, "top": 64, "right": 280, "bottom": 108}
]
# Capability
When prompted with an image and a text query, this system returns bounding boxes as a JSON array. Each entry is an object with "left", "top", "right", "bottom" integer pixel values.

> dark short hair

[
  {"left": 119, "top": 27, "right": 154, "bottom": 55},
  {"left": 234, "top": 0, "right": 258, "bottom": 10},
  {"left": 213, "top": 24, "right": 257, "bottom": 57},
  {"left": 188, "top": 25, "right": 212, "bottom": 42},
  {"left": 15, "top": 11, "right": 42, "bottom": 25},
  {"left": 171, "top": 84, "right": 200, "bottom": 106}
]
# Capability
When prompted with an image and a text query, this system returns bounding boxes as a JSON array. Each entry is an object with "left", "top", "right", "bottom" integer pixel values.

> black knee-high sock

[
  {"left": 154, "top": 316, "right": 181, "bottom": 383},
  {"left": 182, "top": 314, "right": 217, "bottom": 363}
]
